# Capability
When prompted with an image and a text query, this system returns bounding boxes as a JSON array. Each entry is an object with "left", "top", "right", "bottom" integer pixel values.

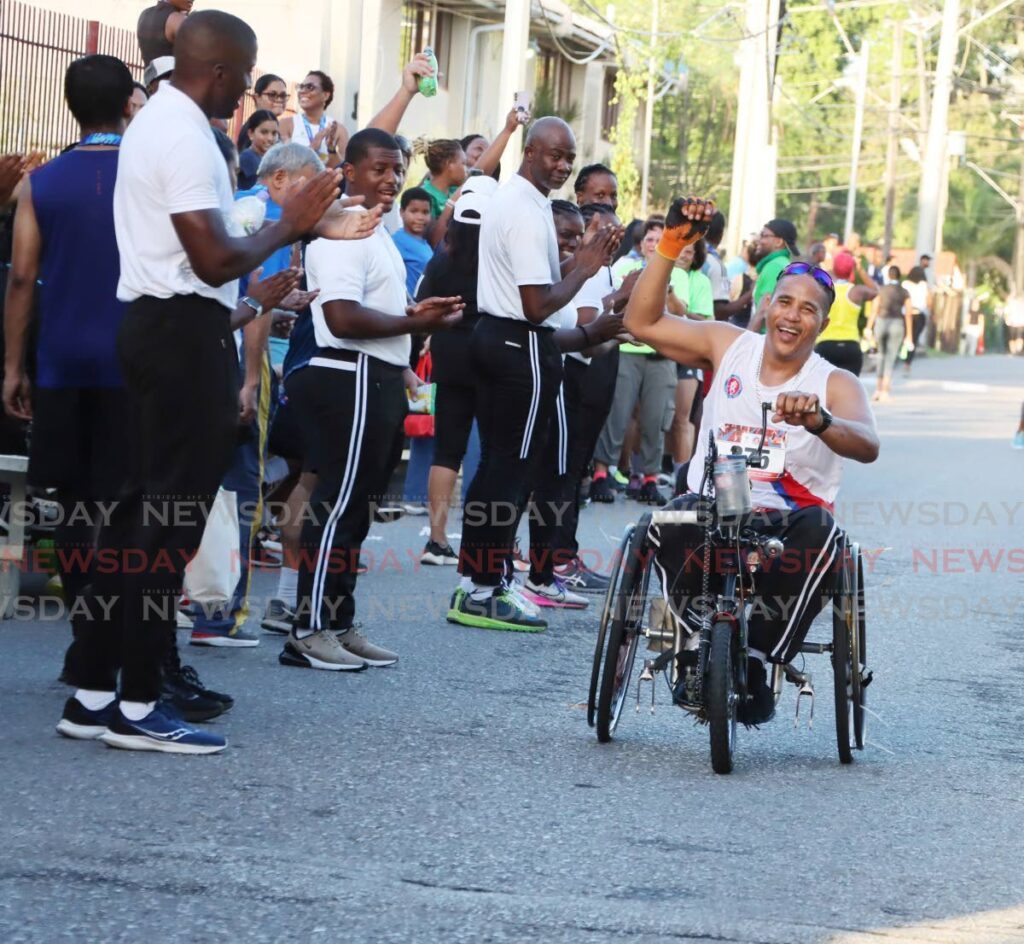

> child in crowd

[{"left": 391, "top": 186, "right": 434, "bottom": 297}]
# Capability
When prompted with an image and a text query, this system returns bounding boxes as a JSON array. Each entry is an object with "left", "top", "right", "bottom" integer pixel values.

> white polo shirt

[
  {"left": 114, "top": 82, "right": 237, "bottom": 311},
  {"left": 305, "top": 211, "right": 411, "bottom": 367},
  {"left": 477, "top": 173, "right": 563, "bottom": 328}
]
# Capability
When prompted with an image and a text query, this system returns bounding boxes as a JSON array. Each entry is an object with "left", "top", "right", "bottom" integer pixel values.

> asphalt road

[{"left": 2, "top": 353, "right": 1023, "bottom": 944}]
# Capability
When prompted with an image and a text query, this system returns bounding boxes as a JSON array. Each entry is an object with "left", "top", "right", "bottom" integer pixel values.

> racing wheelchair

[{"left": 587, "top": 403, "right": 869, "bottom": 774}]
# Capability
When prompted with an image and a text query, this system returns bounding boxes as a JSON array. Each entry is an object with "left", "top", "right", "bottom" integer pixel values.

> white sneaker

[
  {"left": 506, "top": 579, "right": 542, "bottom": 618},
  {"left": 521, "top": 577, "right": 589, "bottom": 609}
]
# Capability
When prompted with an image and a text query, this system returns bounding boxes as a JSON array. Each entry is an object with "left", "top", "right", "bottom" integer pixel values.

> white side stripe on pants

[
  {"left": 520, "top": 331, "right": 541, "bottom": 459},
  {"left": 770, "top": 520, "right": 839, "bottom": 661},
  {"left": 555, "top": 383, "right": 568, "bottom": 476},
  {"left": 309, "top": 354, "right": 368, "bottom": 630}
]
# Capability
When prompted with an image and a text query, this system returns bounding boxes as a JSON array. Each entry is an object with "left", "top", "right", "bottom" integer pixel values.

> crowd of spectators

[{"left": 0, "top": 1, "right": 940, "bottom": 753}]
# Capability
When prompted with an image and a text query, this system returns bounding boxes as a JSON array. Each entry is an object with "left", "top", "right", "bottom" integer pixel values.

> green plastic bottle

[{"left": 418, "top": 47, "right": 438, "bottom": 98}]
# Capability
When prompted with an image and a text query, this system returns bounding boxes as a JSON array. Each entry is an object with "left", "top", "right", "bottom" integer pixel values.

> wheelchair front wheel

[{"left": 707, "top": 620, "right": 738, "bottom": 775}]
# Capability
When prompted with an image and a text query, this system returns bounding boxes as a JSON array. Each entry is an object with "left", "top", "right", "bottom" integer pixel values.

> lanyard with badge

[{"left": 302, "top": 114, "right": 327, "bottom": 153}]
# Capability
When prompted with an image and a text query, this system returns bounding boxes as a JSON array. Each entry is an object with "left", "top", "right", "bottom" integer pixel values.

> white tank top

[
  {"left": 687, "top": 331, "right": 842, "bottom": 511},
  {"left": 291, "top": 112, "right": 332, "bottom": 158}
]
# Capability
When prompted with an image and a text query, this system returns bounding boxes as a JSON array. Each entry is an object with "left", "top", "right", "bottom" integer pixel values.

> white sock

[
  {"left": 459, "top": 576, "right": 472, "bottom": 592},
  {"left": 749, "top": 649, "right": 767, "bottom": 665},
  {"left": 275, "top": 566, "right": 298, "bottom": 606},
  {"left": 75, "top": 689, "right": 115, "bottom": 711},
  {"left": 469, "top": 582, "right": 494, "bottom": 602},
  {"left": 120, "top": 700, "right": 156, "bottom": 721}
]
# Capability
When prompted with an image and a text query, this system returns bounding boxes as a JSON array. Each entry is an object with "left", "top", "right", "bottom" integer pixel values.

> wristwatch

[
  {"left": 808, "top": 406, "right": 833, "bottom": 436},
  {"left": 240, "top": 296, "right": 264, "bottom": 319}
]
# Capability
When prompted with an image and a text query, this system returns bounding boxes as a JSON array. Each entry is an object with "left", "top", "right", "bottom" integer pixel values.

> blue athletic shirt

[
  {"left": 30, "top": 149, "right": 124, "bottom": 388},
  {"left": 390, "top": 227, "right": 433, "bottom": 297}
]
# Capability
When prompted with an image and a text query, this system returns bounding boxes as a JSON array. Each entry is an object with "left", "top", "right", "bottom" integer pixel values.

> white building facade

[{"left": 28, "top": 0, "right": 618, "bottom": 165}]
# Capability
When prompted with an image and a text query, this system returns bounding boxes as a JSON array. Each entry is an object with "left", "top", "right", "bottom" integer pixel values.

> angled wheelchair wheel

[
  {"left": 832, "top": 538, "right": 860, "bottom": 764},
  {"left": 851, "top": 543, "right": 867, "bottom": 750},
  {"left": 707, "top": 620, "right": 738, "bottom": 775},
  {"left": 596, "top": 514, "right": 654, "bottom": 743},
  {"left": 588, "top": 524, "right": 633, "bottom": 727}
]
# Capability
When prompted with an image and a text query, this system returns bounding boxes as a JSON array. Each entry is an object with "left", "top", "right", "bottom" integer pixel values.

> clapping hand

[
  {"left": 281, "top": 170, "right": 343, "bottom": 240},
  {"left": 407, "top": 296, "right": 465, "bottom": 331},
  {"left": 314, "top": 197, "right": 384, "bottom": 240},
  {"left": 574, "top": 215, "right": 620, "bottom": 278}
]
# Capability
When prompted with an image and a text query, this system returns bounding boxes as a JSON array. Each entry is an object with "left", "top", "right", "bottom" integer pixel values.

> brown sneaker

[
  {"left": 283, "top": 629, "right": 367, "bottom": 672},
  {"left": 334, "top": 627, "right": 398, "bottom": 667}
]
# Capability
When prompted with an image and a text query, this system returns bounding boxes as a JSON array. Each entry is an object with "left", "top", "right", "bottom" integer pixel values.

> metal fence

[{"left": 0, "top": 0, "right": 143, "bottom": 156}]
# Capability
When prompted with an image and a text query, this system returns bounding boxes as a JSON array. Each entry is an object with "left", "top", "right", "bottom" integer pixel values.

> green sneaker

[{"left": 447, "top": 587, "right": 547, "bottom": 633}]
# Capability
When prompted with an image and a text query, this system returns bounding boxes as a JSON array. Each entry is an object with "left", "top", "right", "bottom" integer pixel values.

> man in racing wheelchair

[{"left": 624, "top": 198, "right": 879, "bottom": 725}]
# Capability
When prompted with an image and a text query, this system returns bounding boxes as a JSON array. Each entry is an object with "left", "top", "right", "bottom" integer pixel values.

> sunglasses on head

[{"left": 779, "top": 261, "right": 835, "bottom": 307}]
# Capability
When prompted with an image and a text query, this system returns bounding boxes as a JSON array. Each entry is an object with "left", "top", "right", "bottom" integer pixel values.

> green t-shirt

[
  {"left": 753, "top": 248, "right": 791, "bottom": 305},
  {"left": 612, "top": 254, "right": 689, "bottom": 354},
  {"left": 686, "top": 269, "right": 714, "bottom": 319},
  {"left": 420, "top": 178, "right": 456, "bottom": 218}
]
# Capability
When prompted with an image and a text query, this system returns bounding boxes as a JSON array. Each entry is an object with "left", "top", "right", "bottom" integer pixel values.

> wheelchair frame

[{"left": 588, "top": 508, "right": 869, "bottom": 774}]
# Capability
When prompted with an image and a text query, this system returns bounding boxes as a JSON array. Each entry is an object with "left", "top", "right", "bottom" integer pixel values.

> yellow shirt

[{"left": 818, "top": 281, "right": 861, "bottom": 343}]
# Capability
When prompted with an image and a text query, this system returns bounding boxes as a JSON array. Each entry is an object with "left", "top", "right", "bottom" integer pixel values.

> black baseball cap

[{"left": 765, "top": 218, "right": 799, "bottom": 256}]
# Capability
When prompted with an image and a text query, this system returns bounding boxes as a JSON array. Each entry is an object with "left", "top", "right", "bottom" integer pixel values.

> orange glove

[{"left": 656, "top": 196, "right": 716, "bottom": 261}]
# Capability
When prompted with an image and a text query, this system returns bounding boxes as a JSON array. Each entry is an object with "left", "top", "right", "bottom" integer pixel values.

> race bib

[{"left": 716, "top": 423, "right": 787, "bottom": 480}]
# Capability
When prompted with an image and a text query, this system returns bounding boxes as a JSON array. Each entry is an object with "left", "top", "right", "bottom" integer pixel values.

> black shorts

[
  {"left": 28, "top": 386, "right": 131, "bottom": 498},
  {"left": 815, "top": 340, "right": 863, "bottom": 377},
  {"left": 268, "top": 384, "right": 305, "bottom": 464}
]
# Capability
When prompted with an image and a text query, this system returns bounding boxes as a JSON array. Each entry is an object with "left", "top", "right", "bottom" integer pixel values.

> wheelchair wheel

[
  {"left": 596, "top": 514, "right": 653, "bottom": 743},
  {"left": 588, "top": 524, "right": 633, "bottom": 727},
  {"left": 833, "top": 539, "right": 863, "bottom": 764},
  {"left": 852, "top": 543, "right": 867, "bottom": 750},
  {"left": 706, "top": 620, "right": 737, "bottom": 775}
]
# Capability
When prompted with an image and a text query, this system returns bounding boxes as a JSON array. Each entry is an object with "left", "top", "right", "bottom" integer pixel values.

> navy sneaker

[
  {"left": 56, "top": 696, "right": 116, "bottom": 740},
  {"left": 554, "top": 557, "right": 611, "bottom": 594},
  {"left": 100, "top": 703, "right": 226, "bottom": 754}
]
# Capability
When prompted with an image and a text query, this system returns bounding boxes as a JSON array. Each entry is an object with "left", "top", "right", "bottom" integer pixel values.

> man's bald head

[
  {"left": 171, "top": 10, "right": 257, "bottom": 119},
  {"left": 525, "top": 116, "right": 574, "bottom": 150},
  {"left": 521, "top": 116, "right": 576, "bottom": 196}
]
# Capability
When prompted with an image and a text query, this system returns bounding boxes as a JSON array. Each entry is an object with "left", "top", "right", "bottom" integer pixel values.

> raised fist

[{"left": 657, "top": 197, "right": 716, "bottom": 261}]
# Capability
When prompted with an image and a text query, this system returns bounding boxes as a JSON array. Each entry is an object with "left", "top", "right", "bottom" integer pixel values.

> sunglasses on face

[
  {"left": 780, "top": 261, "right": 836, "bottom": 307},
  {"left": 261, "top": 91, "right": 288, "bottom": 101},
  {"left": 297, "top": 83, "right": 322, "bottom": 93}
]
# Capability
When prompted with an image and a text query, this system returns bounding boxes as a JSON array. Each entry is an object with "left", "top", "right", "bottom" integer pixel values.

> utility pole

[
  {"left": 725, "top": 0, "right": 781, "bottom": 257},
  {"left": 496, "top": 0, "right": 531, "bottom": 167},
  {"left": 844, "top": 41, "right": 869, "bottom": 242},
  {"left": 882, "top": 24, "right": 902, "bottom": 259},
  {"left": 1014, "top": 121, "right": 1024, "bottom": 294},
  {"left": 640, "top": 0, "right": 660, "bottom": 217},
  {"left": 914, "top": 0, "right": 960, "bottom": 262}
]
